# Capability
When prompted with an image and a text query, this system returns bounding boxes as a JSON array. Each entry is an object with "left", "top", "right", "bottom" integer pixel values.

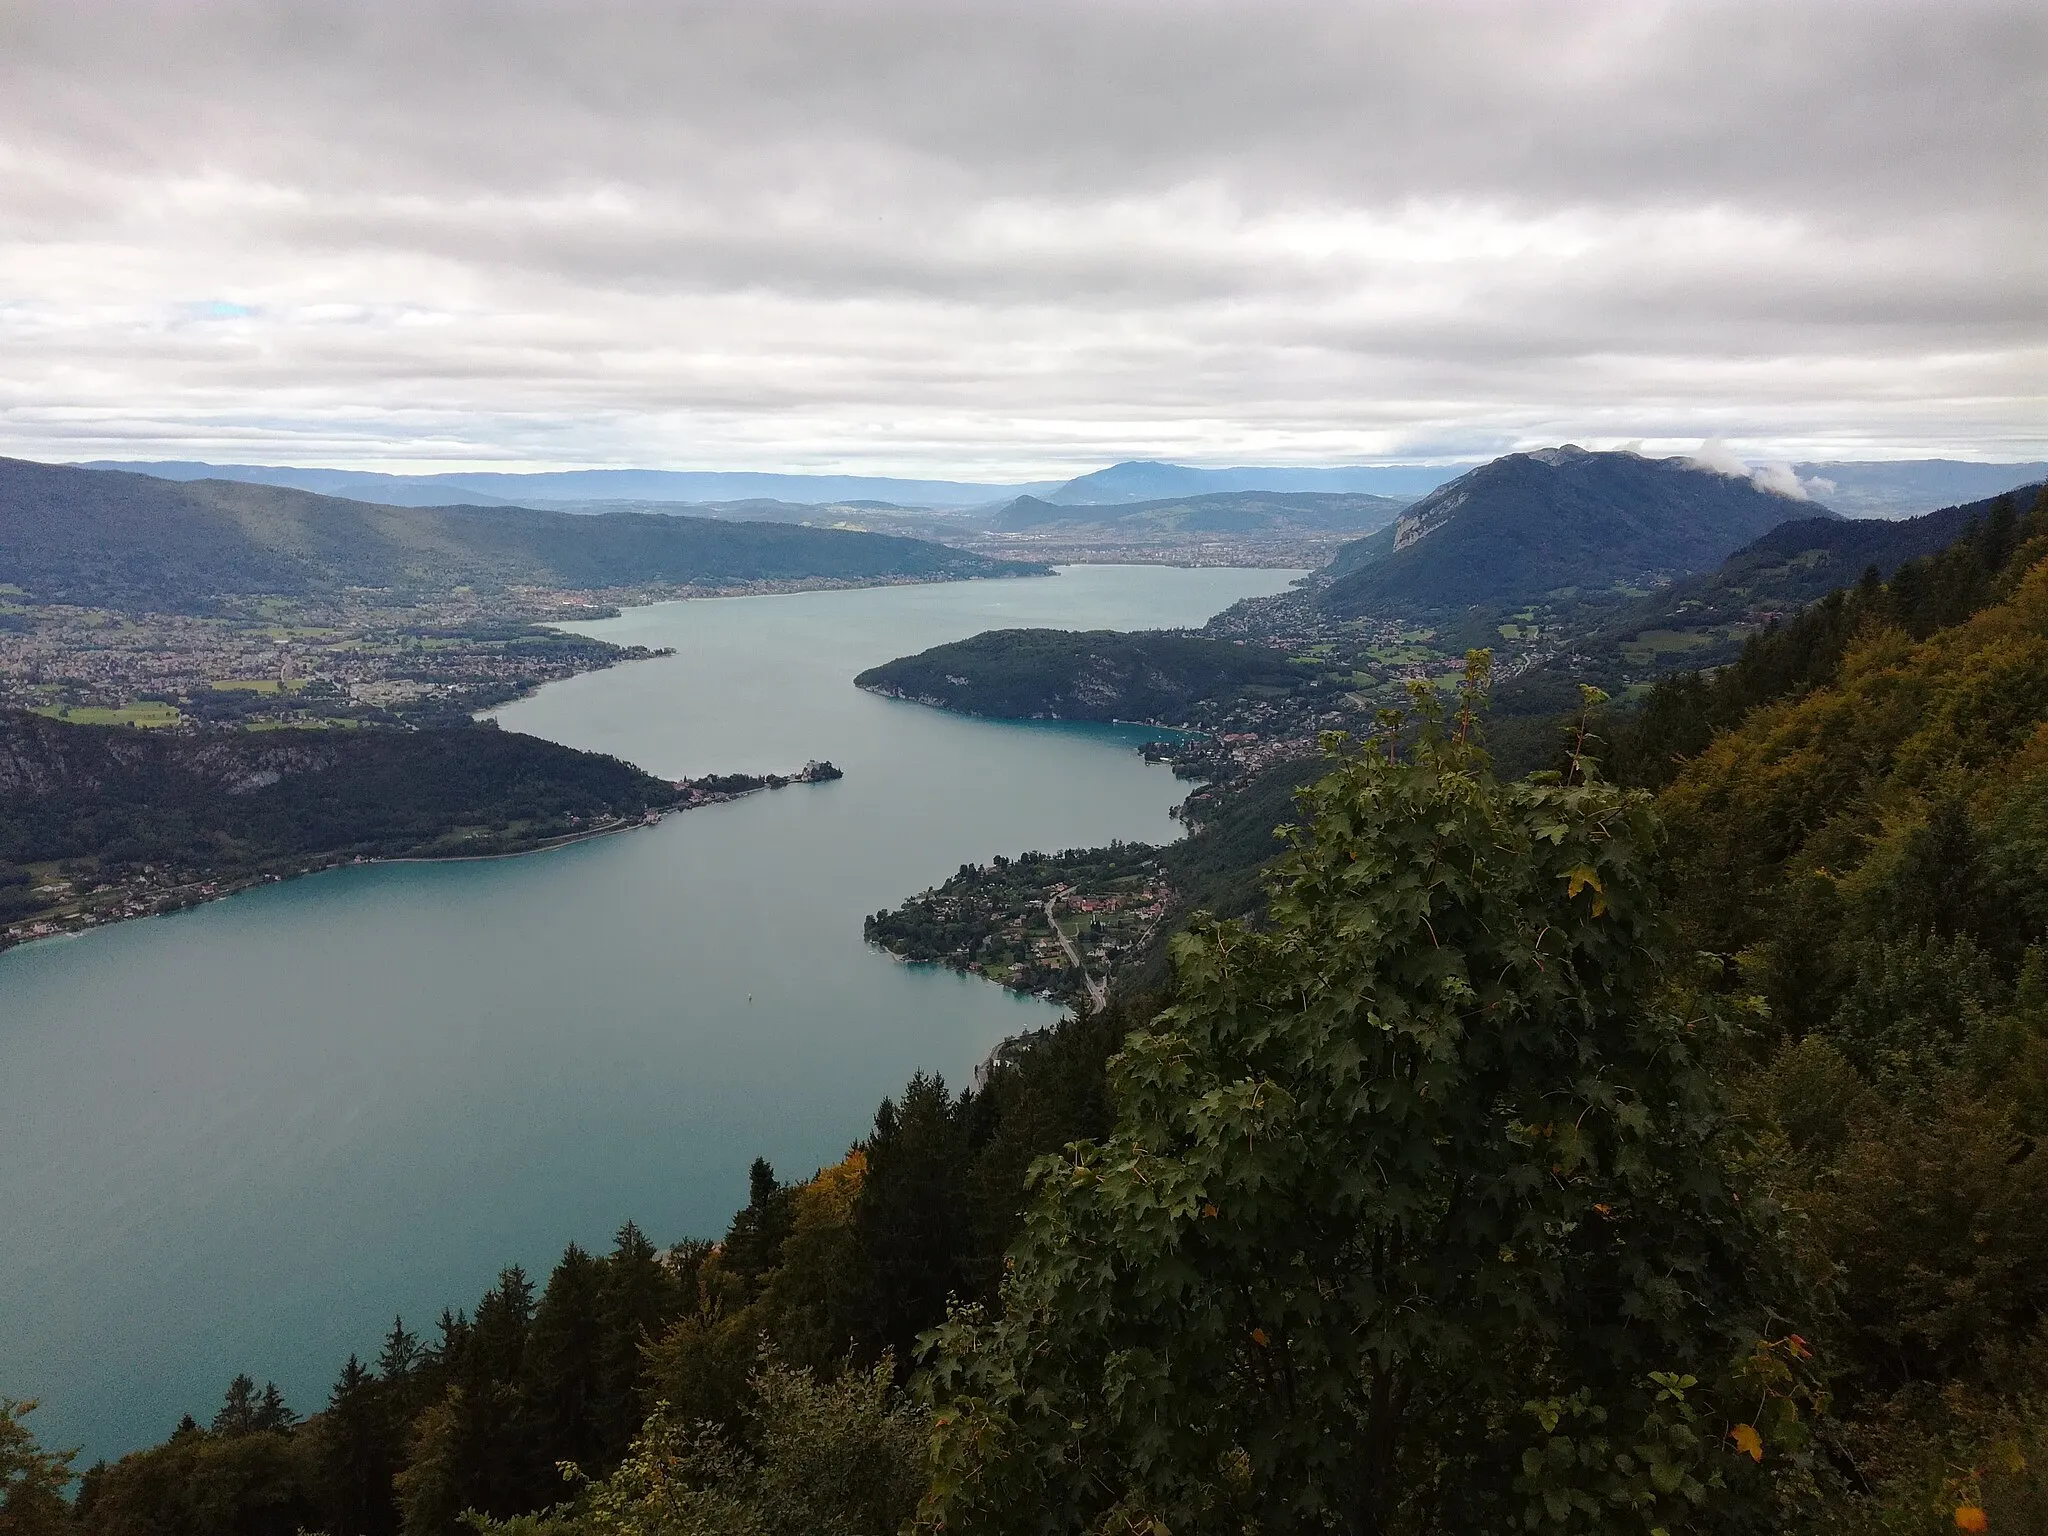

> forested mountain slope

[
  {"left": 854, "top": 628, "right": 1309, "bottom": 723},
  {"left": 1546, "top": 484, "right": 2048, "bottom": 788},
  {"left": 1641, "top": 504, "right": 2048, "bottom": 1517},
  {"left": 1663, "top": 532, "right": 2048, "bottom": 966},
  {"left": 1605, "top": 484, "right": 2041, "bottom": 647},
  {"left": 1320, "top": 445, "right": 1825, "bottom": 616},
  {"left": 0, "top": 711, "right": 681, "bottom": 937},
  {"left": 0, "top": 458, "right": 1039, "bottom": 613},
  {"left": 1482, "top": 486, "right": 2046, "bottom": 756}
]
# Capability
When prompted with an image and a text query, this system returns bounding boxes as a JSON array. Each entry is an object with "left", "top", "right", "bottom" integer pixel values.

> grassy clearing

[
  {"left": 1618, "top": 628, "right": 1721, "bottom": 665},
  {"left": 31, "top": 702, "right": 183, "bottom": 727}
]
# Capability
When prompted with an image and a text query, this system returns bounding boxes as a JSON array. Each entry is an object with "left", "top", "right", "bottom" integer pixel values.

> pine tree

[
  {"left": 409, "top": 1269, "right": 547, "bottom": 1524},
  {"left": 527, "top": 1244, "right": 607, "bottom": 1472},
  {"left": 720, "top": 1160, "right": 793, "bottom": 1292},
  {"left": 320, "top": 1355, "right": 402, "bottom": 1536},
  {"left": 376, "top": 1317, "right": 421, "bottom": 1385},
  {"left": 855, "top": 1071, "right": 972, "bottom": 1367},
  {"left": 465, "top": 1268, "right": 534, "bottom": 1389},
  {"left": 254, "top": 1381, "right": 297, "bottom": 1434},
  {"left": 212, "top": 1374, "right": 260, "bottom": 1437}
]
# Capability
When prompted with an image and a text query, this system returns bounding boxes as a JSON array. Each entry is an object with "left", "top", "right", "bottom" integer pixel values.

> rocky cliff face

[{"left": 0, "top": 709, "right": 342, "bottom": 799}]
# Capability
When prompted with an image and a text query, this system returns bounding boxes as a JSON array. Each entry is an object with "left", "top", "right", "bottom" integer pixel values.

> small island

[{"left": 678, "top": 759, "right": 843, "bottom": 805}]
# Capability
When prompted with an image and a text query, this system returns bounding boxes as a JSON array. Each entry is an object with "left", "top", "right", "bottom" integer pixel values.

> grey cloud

[
  {"left": 6, "top": 2, "right": 2034, "bottom": 207},
  {"left": 0, "top": 0, "right": 2041, "bottom": 471}
]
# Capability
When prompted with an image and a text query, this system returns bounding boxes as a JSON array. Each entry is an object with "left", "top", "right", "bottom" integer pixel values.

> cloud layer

[{"left": 1, "top": 0, "right": 2041, "bottom": 474}]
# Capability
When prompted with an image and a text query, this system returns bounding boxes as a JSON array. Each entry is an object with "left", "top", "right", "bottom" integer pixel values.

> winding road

[{"left": 1044, "top": 896, "right": 1110, "bottom": 1014}]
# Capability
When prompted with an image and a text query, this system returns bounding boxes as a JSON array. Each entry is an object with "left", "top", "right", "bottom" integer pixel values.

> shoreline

[
  {"left": 853, "top": 683, "right": 1210, "bottom": 740},
  {"left": 0, "top": 769, "right": 839, "bottom": 960},
  {"left": 474, "top": 563, "right": 1060, "bottom": 720}
]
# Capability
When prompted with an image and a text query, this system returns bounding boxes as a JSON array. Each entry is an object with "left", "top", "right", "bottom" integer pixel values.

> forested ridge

[
  {"left": 9, "top": 489, "right": 2048, "bottom": 1534},
  {"left": 0, "top": 458, "right": 1041, "bottom": 613},
  {"left": 853, "top": 628, "right": 1312, "bottom": 723},
  {"left": 0, "top": 713, "right": 683, "bottom": 934},
  {"left": 1482, "top": 484, "right": 2046, "bottom": 761}
]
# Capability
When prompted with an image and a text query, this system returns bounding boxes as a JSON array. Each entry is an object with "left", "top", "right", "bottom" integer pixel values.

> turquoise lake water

[{"left": 0, "top": 564, "right": 1300, "bottom": 1462}]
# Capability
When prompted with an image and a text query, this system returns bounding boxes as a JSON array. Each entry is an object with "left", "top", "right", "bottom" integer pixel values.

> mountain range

[
  {"left": 76, "top": 455, "right": 2048, "bottom": 520},
  {"left": 0, "top": 459, "right": 1038, "bottom": 613},
  {"left": 72, "top": 462, "right": 1063, "bottom": 512},
  {"left": 75, "top": 458, "right": 1459, "bottom": 512}
]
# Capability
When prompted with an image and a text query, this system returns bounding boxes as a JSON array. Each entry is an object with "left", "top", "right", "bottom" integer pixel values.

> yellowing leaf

[
  {"left": 1954, "top": 1506, "right": 1989, "bottom": 1532},
  {"left": 1564, "top": 866, "right": 1607, "bottom": 915},
  {"left": 1250, "top": 1327, "right": 1270, "bottom": 1347},
  {"left": 1730, "top": 1423, "right": 1763, "bottom": 1462}
]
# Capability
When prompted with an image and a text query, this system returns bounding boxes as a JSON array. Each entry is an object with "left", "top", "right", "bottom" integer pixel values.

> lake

[{"left": 0, "top": 563, "right": 1300, "bottom": 1462}]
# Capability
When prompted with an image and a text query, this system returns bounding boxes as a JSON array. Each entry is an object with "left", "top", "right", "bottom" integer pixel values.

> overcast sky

[{"left": 0, "top": 1, "right": 2041, "bottom": 477}]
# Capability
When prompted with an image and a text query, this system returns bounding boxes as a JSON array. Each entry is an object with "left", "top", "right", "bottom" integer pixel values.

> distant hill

[
  {"left": 1320, "top": 446, "right": 1828, "bottom": 617},
  {"left": 80, "top": 454, "right": 2043, "bottom": 522},
  {"left": 854, "top": 629, "right": 1307, "bottom": 724},
  {"left": 1043, "top": 460, "right": 1462, "bottom": 506},
  {"left": 0, "top": 458, "right": 1041, "bottom": 612},
  {"left": 1789, "top": 459, "right": 2048, "bottom": 518},
  {"left": 990, "top": 489, "right": 1408, "bottom": 538},
  {"left": 78, "top": 460, "right": 1064, "bottom": 510}
]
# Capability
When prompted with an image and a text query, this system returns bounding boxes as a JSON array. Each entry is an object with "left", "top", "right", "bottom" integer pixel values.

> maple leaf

[
  {"left": 1954, "top": 1506, "right": 1989, "bottom": 1532},
  {"left": 1564, "top": 865, "right": 1607, "bottom": 916},
  {"left": 1730, "top": 1423, "right": 1763, "bottom": 1462}
]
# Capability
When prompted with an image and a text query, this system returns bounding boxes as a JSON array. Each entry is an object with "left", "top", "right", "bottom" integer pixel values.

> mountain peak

[{"left": 1321, "top": 446, "right": 1837, "bottom": 617}]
